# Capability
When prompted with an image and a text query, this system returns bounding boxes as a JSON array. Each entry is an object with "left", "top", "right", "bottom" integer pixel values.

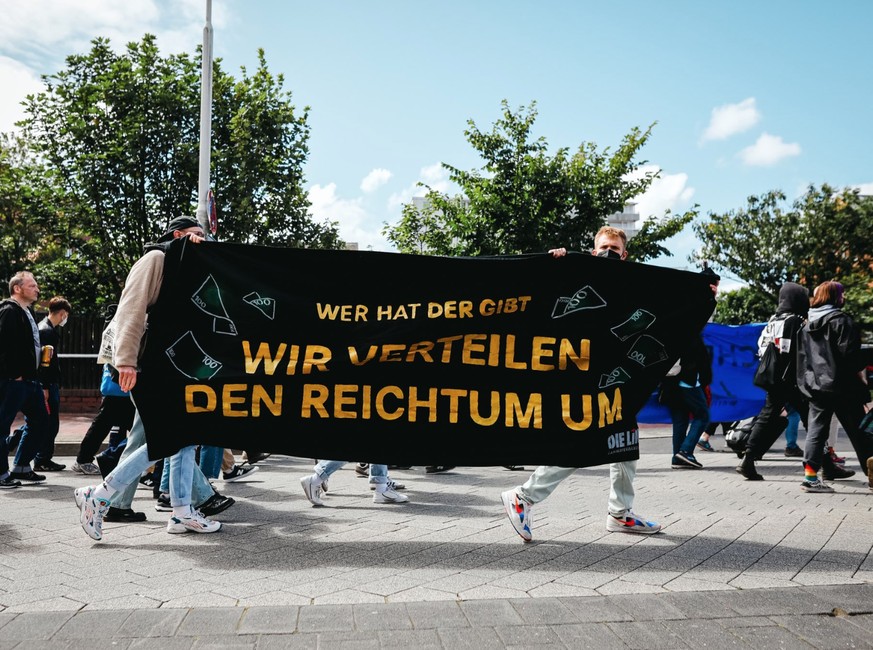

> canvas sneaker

[
  {"left": 373, "top": 487, "right": 408, "bottom": 503},
  {"left": 801, "top": 479, "right": 834, "bottom": 493},
  {"left": 71, "top": 461, "right": 102, "bottom": 475},
  {"left": 75, "top": 486, "right": 110, "bottom": 540},
  {"left": 166, "top": 510, "right": 221, "bottom": 534},
  {"left": 300, "top": 475, "right": 324, "bottom": 506},
  {"left": 673, "top": 450, "right": 703, "bottom": 469},
  {"left": 606, "top": 512, "right": 662, "bottom": 535},
  {"left": 369, "top": 479, "right": 406, "bottom": 491},
  {"left": 222, "top": 464, "right": 259, "bottom": 482},
  {"left": 500, "top": 489, "right": 532, "bottom": 542}
]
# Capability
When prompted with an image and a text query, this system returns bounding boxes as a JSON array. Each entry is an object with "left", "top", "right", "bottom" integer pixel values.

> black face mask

[{"left": 596, "top": 249, "right": 622, "bottom": 260}]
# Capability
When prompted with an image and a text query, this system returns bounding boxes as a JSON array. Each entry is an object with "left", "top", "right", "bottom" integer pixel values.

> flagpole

[{"left": 195, "top": 0, "right": 214, "bottom": 232}]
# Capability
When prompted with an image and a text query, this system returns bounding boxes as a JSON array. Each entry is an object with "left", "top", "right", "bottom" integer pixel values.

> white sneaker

[
  {"left": 373, "top": 487, "right": 408, "bottom": 503},
  {"left": 75, "top": 486, "right": 110, "bottom": 541},
  {"left": 606, "top": 511, "right": 661, "bottom": 535},
  {"left": 369, "top": 479, "right": 406, "bottom": 491},
  {"left": 71, "top": 461, "right": 102, "bottom": 475},
  {"left": 166, "top": 510, "right": 221, "bottom": 534},
  {"left": 300, "top": 475, "right": 324, "bottom": 506},
  {"left": 500, "top": 489, "right": 532, "bottom": 542}
]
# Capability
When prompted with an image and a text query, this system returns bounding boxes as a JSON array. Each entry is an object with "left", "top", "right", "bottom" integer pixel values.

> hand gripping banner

[{"left": 135, "top": 240, "right": 716, "bottom": 466}]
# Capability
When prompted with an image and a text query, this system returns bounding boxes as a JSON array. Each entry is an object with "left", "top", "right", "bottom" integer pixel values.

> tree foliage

[
  {"left": 693, "top": 185, "right": 873, "bottom": 330},
  {"left": 17, "top": 35, "right": 340, "bottom": 310},
  {"left": 712, "top": 286, "right": 775, "bottom": 325},
  {"left": 384, "top": 100, "right": 694, "bottom": 259}
]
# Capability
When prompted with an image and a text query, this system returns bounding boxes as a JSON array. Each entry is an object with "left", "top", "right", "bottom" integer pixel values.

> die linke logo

[{"left": 607, "top": 428, "right": 639, "bottom": 453}]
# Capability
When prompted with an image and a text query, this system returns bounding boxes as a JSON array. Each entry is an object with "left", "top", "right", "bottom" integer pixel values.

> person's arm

[{"left": 548, "top": 247, "right": 567, "bottom": 258}]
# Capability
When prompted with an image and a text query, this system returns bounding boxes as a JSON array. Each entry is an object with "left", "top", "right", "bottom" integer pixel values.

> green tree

[
  {"left": 693, "top": 185, "right": 873, "bottom": 329},
  {"left": 712, "top": 286, "right": 775, "bottom": 325},
  {"left": 384, "top": 100, "right": 694, "bottom": 259},
  {"left": 19, "top": 35, "right": 340, "bottom": 310}
]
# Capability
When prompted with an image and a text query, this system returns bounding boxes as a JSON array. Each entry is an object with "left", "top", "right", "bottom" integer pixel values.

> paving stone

[
  {"left": 607, "top": 593, "right": 688, "bottom": 621},
  {"left": 252, "top": 634, "right": 317, "bottom": 650},
  {"left": 509, "top": 597, "right": 579, "bottom": 624},
  {"left": 54, "top": 609, "right": 131, "bottom": 638},
  {"left": 115, "top": 608, "right": 187, "bottom": 638},
  {"left": 551, "top": 622, "right": 632, "bottom": 649},
  {"left": 352, "top": 602, "right": 412, "bottom": 631},
  {"left": 606, "top": 620, "right": 693, "bottom": 649},
  {"left": 494, "top": 623, "right": 562, "bottom": 646},
  {"left": 459, "top": 599, "right": 524, "bottom": 627},
  {"left": 768, "top": 614, "right": 873, "bottom": 648},
  {"left": 558, "top": 596, "right": 633, "bottom": 623},
  {"left": 436, "top": 626, "right": 505, "bottom": 649},
  {"left": 189, "top": 636, "right": 255, "bottom": 649},
  {"left": 315, "top": 630, "right": 381, "bottom": 649},
  {"left": 175, "top": 607, "right": 243, "bottom": 636},
  {"left": 0, "top": 610, "right": 73, "bottom": 640},
  {"left": 405, "top": 599, "right": 469, "bottom": 628},
  {"left": 296, "top": 604, "right": 354, "bottom": 633},
  {"left": 237, "top": 606, "right": 299, "bottom": 634},
  {"left": 377, "top": 628, "right": 442, "bottom": 649}
]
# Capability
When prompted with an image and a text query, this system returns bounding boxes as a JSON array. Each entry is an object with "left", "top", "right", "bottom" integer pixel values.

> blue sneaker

[{"left": 673, "top": 450, "right": 703, "bottom": 469}]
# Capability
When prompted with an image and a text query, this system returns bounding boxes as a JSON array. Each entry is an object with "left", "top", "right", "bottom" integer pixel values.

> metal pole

[{"left": 195, "top": 0, "right": 214, "bottom": 231}]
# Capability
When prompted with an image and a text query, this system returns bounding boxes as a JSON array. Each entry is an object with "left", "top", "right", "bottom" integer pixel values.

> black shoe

[
  {"left": 425, "top": 465, "right": 456, "bottom": 473},
  {"left": 244, "top": 451, "right": 271, "bottom": 465},
  {"left": 736, "top": 456, "right": 764, "bottom": 480},
  {"left": 9, "top": 469, "right": 46, "bottom": 483},
  {"left": 823, "top": 465, "right": 855, "bottom": 480},
  {"left": 155, "top": 493, "right": 172, "bottom": 511},
  {"left": 0, "top": 477, "right": 22, "bottom": 489},
  {"left": 104, "top": 507, "right": 147, "bottom": 523},
  {"left": 197, "top": 492, "right": 235, "bottom": 517},
  {"left": 502, "top": 466, "right": 526, "bottom": 471},
  {"left": 387, "top": 465, "right": 412, "bottom": 470},
  {"left": 33, "top": 459, "right": 66, "bottom": 472},
  {"left": 784, "top": 446, "right": 803, "bottom": 457},
  {"left": 355, "top": 462, "right": 370, "bottom": 477},
  {"left": 672, "top": 451, "right": 702, "bottom": 469}
]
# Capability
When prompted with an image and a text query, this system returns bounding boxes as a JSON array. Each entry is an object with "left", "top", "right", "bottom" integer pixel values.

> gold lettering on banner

[
  {"left": 598, "top": 388, "right": 622, "bottom": 428},
  {"left": 505, "top": 392, "right": 542, "bottom": 428},
  {"left": 251, "top": 385, "right": 282, "bottom": 417},
  {"left": 186, "top": 385, "right": 216, "bottom": 412},
  {"left": 561, "top": 394, "right": 593, "bottom": 431}
]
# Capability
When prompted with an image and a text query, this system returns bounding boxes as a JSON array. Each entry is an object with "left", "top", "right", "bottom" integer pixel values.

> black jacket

[
  {"left": 37, "top": 318, "right": 62, "bottom": 385},
  {"left": 0, "top": 299, "right": 40, "bottom": 380},
  {"left": 796, "top": 307, "right": 866, "bottom": 401}
]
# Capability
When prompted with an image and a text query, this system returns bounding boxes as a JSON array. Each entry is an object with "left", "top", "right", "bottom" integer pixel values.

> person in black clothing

[
  {"left": 795, "top": 281, "right": 872, "bottom": 493},
  {"left": 0, "top": 272, "right": 51, "bottom": 487},
  {"left": 662, "top": 333, "right": 713, "bottom": 469},
  {"left": 27, "top": 296, "right": 72, "bottom": 472},
  {"left": 738, "top": 282, "right": 811, "bottom": 480}
]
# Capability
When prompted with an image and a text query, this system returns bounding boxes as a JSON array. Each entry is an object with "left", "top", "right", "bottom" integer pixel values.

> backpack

[
  {"left": 724, "top": 415, "right": 789, "bottom": 458},
  {"left": 757, "top": 315, "right": 790, "bottom": 359}
]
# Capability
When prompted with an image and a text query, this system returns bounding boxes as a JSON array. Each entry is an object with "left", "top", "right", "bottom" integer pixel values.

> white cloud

[
  {"left": 853, "top": 182, "right": 873, "bottom": 195},
  {"left": 627, "top": 165, "right": 695, "bottom": 219},
  {"left": 701, "top": 97, "right": 761, "bottom": 142},
  {"left": 0, "top": 0, "right": 227, "bottom": 132},
  {"left": 0, "top": 57, "right": 43, "bottom": 132},
  {"left": 308, "top": 183, "right": 391, "bottom": 251},
  {"left": 739, "top": 132, "right": 801, "bottom": 166},
  {"left": 360, "top": 168, "right": 392, "bottom": 193},
  {"left": 388, "top": 163, "right": 452, "bottom": 209}
]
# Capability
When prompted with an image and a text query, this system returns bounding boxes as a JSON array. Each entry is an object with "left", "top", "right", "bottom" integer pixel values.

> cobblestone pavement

[{"left": 1, "top": 425, "right": 871, "bottom": 647}]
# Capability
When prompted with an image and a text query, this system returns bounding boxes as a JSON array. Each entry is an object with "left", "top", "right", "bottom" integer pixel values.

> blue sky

[{"left": 2, "top": 1, "right": 871, "bottom": 285}]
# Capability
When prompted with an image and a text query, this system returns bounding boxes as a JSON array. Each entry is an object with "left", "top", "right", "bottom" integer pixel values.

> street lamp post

[{"left": 195, "top": 0, "right": 214, "bottom": 233}]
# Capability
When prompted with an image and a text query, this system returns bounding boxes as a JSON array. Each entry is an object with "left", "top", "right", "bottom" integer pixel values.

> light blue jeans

[
  {"left": 105, "top": 406, "right": 200, "bottom": 508},
  {"left": 159, "top": 447, "right": 215, "bottom": 506},
  {"left": 314, "top": 460, "right": 388, "bottom": 485},
  {"left": 518, "top": 460, "right": 637, "bottom": 516}
]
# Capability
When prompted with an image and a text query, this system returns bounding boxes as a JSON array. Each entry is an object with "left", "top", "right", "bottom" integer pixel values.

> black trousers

[
  {"left": 804, "top": 393, "right": 871, "bottom": 471},
  {"left": 746, "top": 386, "right": 808, "bottom": 457},
  {"left": 76, "top": 395, "right": 135, "bottom": 463}
]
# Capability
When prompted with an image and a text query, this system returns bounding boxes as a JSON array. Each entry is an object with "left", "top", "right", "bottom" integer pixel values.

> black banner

[{"left": 135, "top": 239, "right": 715, "bottom": 466}]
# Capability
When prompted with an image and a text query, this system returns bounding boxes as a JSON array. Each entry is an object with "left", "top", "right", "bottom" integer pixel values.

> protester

[
  {"left": 795, "top": 281, "right": 872, "bottom": 492},
  {"left": 501, "top": 227, "right": 662, "bottom": 541},
  {"left": 0, "top": 272, "right": 51, "bottom": 487},
  {"left": 661, "top": 332, "right": 712, "bottom": 469},
  {"left": 301, "top": 461, "right": 408, "bottom": 506},
  {"left": 75, "top": 217, "right": 223, "bottom": 539}
]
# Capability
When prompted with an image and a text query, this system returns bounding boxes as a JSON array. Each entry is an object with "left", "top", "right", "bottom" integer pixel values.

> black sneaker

[
  {"left": 784, "top": 446, "right": 803, "bottom": 457},
  {"left": 104, "top": 507, "right": 147, "bottom": 522},
  {"left": 197, "top": 492, "right": 235, "bottom": 516},
  {"left": 222, "top": 464, "right": 259, "bottom": 482},
  {"left": 673, "top": 451, "right": 703, "bottom": 469},
  {"left": 9, "top": 469, "right": 46, "bottom": 483},
  {"left": 425, "top": 466, "right": 456, "bottom": 473},
  {"left": 0, "top": 477, "right": 22, "bottom": 489},
  {"left": 155, "top": 493, "right": 172, "bottom": 511},
  {"left": 34, "top": 459, "right": 66, "bottom": 472},
  {"left": 355, "top": 462, "right": 370, "bottom": 477}
]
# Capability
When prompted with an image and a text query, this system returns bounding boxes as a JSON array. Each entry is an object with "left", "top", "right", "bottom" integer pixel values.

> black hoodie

[{"left": 796, "top": 304, "right": 865, "bottom": 400}]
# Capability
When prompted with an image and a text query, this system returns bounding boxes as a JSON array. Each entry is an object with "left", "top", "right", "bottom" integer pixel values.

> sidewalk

[{"left": 2, "top": 417, "right": 872, "bottom": 647}]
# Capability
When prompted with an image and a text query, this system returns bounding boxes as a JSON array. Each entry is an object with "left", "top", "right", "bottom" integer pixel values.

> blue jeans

[
  {"left": 0, "top": 379, "right": 48, "bottom": 475},
  {"left": 199, "top": 445, "right": 224, "bottom": 479},
  {"left": 669, "top": 386, "right": 710, "bottom": 455},
  {"left": 105, "top": 404, "right": 204, "bottom": 508},
  {"left": 159, "top": 450, "right": 214, "bottom": 505},
  {"left": 785, "top": 404, "right": 800, "bottom": 449},
  {"left": 314, "top": 460, "right": 388, "bottom": 485}
]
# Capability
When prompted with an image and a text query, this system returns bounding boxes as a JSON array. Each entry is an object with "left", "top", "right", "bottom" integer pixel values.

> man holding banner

[{"left": 501, "top": 227, "right": 667, "bottom": 541}]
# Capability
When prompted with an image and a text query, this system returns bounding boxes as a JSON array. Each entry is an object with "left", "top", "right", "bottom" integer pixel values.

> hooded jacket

[
  {"left": 756, "top": 282, "right": 809, "bottom": 389},
  {"left": 796, "top": 304, "right": 865, "bottom": 400}
]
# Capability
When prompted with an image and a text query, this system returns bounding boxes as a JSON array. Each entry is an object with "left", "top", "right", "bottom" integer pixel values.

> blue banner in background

[{"left": 639, "top": 322, "right": 767, "bottom": 424}]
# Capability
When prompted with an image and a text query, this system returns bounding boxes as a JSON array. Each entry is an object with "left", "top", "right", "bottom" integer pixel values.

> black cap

[{"left": 157, "top": 216, "right": 200, "bottom": 242}]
